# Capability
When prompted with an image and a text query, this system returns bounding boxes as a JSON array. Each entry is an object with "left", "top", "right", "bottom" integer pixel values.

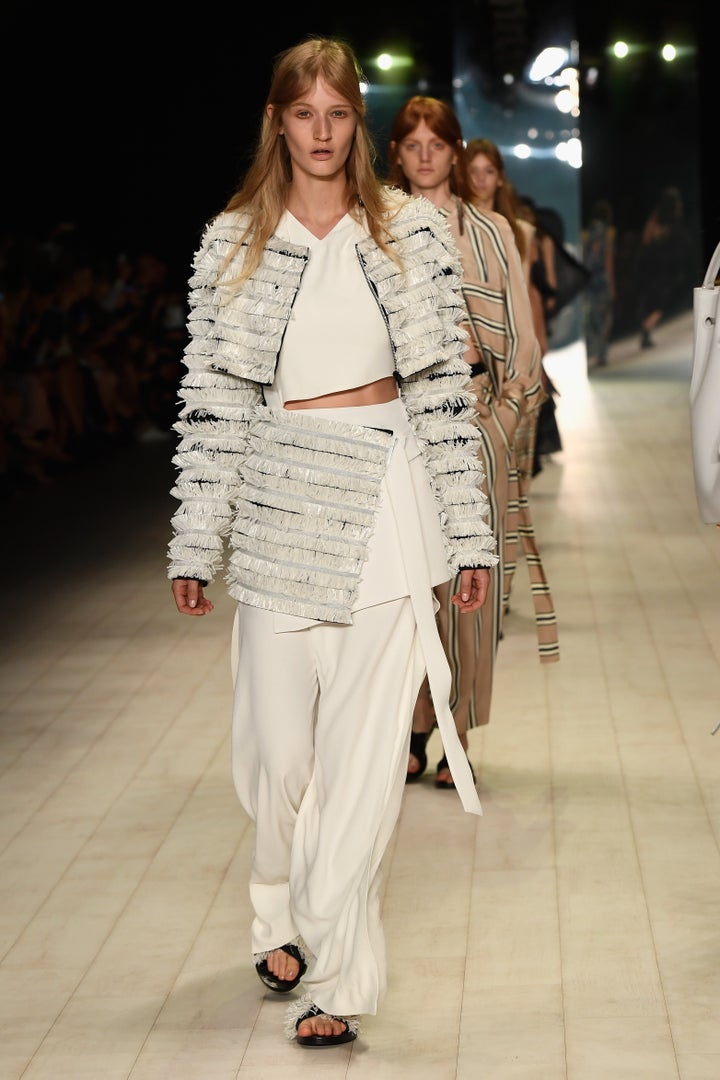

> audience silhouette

[{"left": 0, "top": 222, "right": 185, "bottom": 492}]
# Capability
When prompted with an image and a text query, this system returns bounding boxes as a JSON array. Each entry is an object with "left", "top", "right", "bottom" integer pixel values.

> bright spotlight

[
  {"left": 613, "top": 41, "right": 629, "bottom": 59},
  {"left": 661, "top": 43, "right": 677, "bottom": 61},
  {"left": 555, "top": 138, "right": 582, "bottom": 169},
  {"left": 528, "top": 47, "right": 569, "bottom": 81},
  {"left": 554, "top": 88, "right": 575, "bottom": 114}
]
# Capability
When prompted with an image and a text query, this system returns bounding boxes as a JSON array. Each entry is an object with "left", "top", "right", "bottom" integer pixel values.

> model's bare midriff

[{"left": 284, "top": 376, "right": 398, "bottom": 410}]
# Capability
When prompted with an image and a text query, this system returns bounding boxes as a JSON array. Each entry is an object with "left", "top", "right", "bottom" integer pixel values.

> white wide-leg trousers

[
  {"left": 231, "top": 596, "right": 426, "bottom": 1016},
  {"left": 229, "top": 398, "right": 481, "bottom": 1017}
]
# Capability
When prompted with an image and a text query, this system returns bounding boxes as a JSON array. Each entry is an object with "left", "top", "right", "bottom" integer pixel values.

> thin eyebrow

[{"left": 290, "top": 100, "right": 353, "bottom": 110}]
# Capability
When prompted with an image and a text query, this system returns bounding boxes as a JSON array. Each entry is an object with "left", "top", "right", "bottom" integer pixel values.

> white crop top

[{"left": 265, "top": 211, "right": 396, "bottom": 406}]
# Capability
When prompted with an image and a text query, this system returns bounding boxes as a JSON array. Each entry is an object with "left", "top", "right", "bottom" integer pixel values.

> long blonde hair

[{"left": 221, "top": 36, "right": 398, "bottom": 283}]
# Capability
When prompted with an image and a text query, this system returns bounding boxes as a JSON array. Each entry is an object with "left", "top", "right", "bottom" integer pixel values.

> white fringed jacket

[{"left": 167, "top": 192, "right": 498, "bottom": 623}]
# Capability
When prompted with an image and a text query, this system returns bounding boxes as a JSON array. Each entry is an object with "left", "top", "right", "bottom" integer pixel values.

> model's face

[
  {"left": 467, "top": 152, "right": 501, "bottom": 206},
  {"left": 393, "top": 120, "right": 456, "bottom": 194},
  {"left": 273, "top": 76, "right": 357, "bottom": 182}
]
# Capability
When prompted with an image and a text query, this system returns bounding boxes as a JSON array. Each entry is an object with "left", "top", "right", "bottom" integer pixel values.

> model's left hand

[{"left": 451, "top": 568, "right": 490, "bottom": 612}]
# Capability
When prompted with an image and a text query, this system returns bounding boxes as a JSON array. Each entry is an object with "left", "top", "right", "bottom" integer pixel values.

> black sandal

[
  {"left": 435, "top": 754, "right": 476, "bottom": 790},
  {"left": 405, "top": 731, "right": 429, "bottom": 783},
  {"left": 285, "top": 994, "right": 360, "bottom": 1047},
  {"left": 255, "top": 941, "right": 307, "bottom": 993}
]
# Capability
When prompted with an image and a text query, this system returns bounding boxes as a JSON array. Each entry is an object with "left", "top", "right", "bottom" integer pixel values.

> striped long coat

[{"left": 432, "top": 198, "right": 560, "bottom": 733}]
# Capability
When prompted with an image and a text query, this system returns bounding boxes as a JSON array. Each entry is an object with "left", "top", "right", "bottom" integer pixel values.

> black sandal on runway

[
  {"left": 285, "top": 995, "right": 360, "bottom": 1047},
  {"left": 255, "top": 942, "right": 307, "bottom": 993},
  {"left": 435, "top": 754, "right": 476, "bottom": 790},
  {"left": 405, "top": 731, "right": 429, "bottom": 783}
]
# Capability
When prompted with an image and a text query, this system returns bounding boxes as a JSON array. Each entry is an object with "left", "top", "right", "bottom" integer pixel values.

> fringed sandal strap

[{"left": 284, "top": 993, "right": 361, "bottom": 1041}]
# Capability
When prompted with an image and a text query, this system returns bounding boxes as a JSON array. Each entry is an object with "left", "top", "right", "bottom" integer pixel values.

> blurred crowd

[{"left": 0, "top": 222, "right": 187, "bottom": 492}]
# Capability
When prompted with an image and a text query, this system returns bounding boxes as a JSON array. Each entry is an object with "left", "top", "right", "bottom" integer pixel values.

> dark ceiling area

[{"left": 4, "top": 0, "right": 713, "bottom": 270}]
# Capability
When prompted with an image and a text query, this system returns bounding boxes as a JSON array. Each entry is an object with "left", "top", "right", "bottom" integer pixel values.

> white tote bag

[{"left": 690, "top": 239, "right": 720, "bottom": 526}]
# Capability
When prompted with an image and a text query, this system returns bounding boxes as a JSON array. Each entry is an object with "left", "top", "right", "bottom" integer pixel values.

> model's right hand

[{"left": 172, "top": 578, "right": 214, "bottom": 616}]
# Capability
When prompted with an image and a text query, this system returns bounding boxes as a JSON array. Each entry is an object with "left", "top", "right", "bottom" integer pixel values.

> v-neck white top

[{"left": 264, "top": 211, "right": 395, "bottom": 407}]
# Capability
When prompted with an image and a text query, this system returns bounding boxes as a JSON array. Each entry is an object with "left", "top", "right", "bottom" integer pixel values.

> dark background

[
  {"left": 4, "top": 0, "right": 713, "bottom": 282},
  {"left": 5, "top": 5, "right": 454, "bottom": 274}
]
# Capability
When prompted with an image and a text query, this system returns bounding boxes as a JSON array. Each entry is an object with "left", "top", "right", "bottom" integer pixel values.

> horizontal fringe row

[
  {"left": 227, "top": 582, "right": 351, "bottom": 625},
  {"left": 233, "top": 493, "right": 374, "bottom": 536},
  {"left": 230, "top": 527, "right": 364, "bottom": 571},
  {"left": 230, "top": 552, "right": 357, "bottom": 596}
]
